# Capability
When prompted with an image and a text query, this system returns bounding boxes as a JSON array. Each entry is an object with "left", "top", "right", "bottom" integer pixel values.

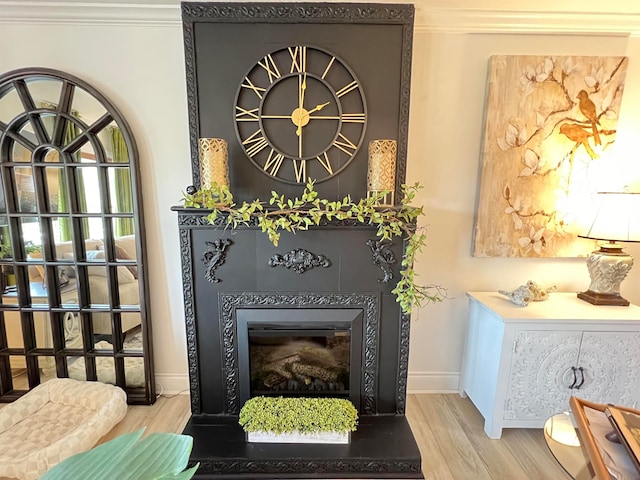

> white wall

[{"left": 2, "top": 0, "right": 640, "bottom": 394}]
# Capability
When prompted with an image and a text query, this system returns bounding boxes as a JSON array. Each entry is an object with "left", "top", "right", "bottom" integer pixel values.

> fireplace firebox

[{"left": 237, "top": 309, "right": 363, "bottom": 407}]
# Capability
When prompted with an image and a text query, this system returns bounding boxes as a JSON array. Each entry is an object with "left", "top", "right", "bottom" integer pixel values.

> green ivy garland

[{"left": 183, "top": 180, "right": 444, "bottom": 313}]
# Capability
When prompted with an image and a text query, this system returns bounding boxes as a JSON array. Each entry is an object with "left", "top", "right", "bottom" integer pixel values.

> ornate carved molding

[
  {"left": 397, "top": 12, "right": 412, "bottom": 191},
  {"left": 182, "top": 19, "right": 200, "bottom": 188},
  {"left": 191, "top": 458, "right": 422, "bottom": 475},
  {"left": 268, "top": 248, "right": 330, "bottom": 273},
  {"left": 202, "top": 239, "right": 232, "bottom": 282},
  {"left": 176, "top": 211, "right": 218, "bottom": 227},
  {"left": 179, "top": 228, "right": 201, "bottom": 414},
  {"left": 181, "top": 3, "right": 414, "bottom": 23},
  {"left": 176, "top": 209, "right": 402, "bottom": 229},
  {"left": 219, "top": 292, "right": 380, "bottom": 415},
  {"left": 396, "top": 312, "right": 411, "bottom": 415},
  {"left": 366, "top": 239, "right": 395, "bottom": 283}
]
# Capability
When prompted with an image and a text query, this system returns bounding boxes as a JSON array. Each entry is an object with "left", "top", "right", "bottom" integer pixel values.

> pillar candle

[{"left": 198, "top": 138, "right": 229, "bottom": 188}]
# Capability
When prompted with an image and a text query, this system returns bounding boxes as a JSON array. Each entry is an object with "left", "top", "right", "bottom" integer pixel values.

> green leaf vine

[{"left": 183, "top": 180, "right": 445, "bottom": 313}]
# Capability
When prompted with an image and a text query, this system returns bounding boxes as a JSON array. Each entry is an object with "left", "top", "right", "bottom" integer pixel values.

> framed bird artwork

[{"left": 473, "top": 54, "right": 629, "bottom": 258}]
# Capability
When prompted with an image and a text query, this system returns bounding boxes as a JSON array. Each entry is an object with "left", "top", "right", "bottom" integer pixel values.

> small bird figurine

[
  {"left": 577, "top": 90, "right": 601, "bottom": 146},
  {"left": 560, "top": 123, "right": 597, "bottom": 159}
]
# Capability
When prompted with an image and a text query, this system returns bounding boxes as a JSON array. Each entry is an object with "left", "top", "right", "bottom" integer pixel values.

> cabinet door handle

[
  {"left": 575, "top": 367, "right": 585, "bottom": 390},
  {"left": 568, "top": 366, "right": 578, "bottom": 389}
]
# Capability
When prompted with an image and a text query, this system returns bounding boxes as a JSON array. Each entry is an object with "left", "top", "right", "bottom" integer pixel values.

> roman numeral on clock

[
  {"left": 289, "top": 46, "right": 307, "bottom": 73},
  {"left": 333, "top": 133, "right": 357, "bottom": 155},
  {"left": 316, "top": 152, "right": 333, "bottom": 174},
  {"left": 235, "top": 106, "right": 259, "bottom": 122},
  {"left": 341, "top": 113, "right": 365, "bottom": 123},
  {"left": 293, "top": 159, "right": 306, "bottom": 183},
  {"left": 257, "top": 54, "right": 281, "bottom": 83},
  {"left": 243, "top": 130, "right": 269, "bottom": 157},
  {"left": 241, "top": 77, "right": 266, "bottom": 99},
  {"left": 321, "top": 57, "right": 336, "bottom": 79},
  {"left": 336, "top": 80, "right": 359, "bottom": 98},
  {"left": 264, "top": 150, "right": 285, "bottom": 176}
]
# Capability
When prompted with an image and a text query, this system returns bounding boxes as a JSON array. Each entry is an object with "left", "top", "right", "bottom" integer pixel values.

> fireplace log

[
  {"left": 263, "top": 354, "right": 301, "bottom": 379},
  {"left": 291, "top": 363, "right": 338, "bottom": 382},
  {"left": 293, "top": 372, "right": 312, "bottom": 385},
  {"left": 263, "top": 373, "right": 288, "bottom": 388},
  {"left": 298, "top": 347, "right": 338, "bottom": 367}
]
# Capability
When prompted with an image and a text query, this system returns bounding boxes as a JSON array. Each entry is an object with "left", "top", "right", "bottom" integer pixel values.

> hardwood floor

[
  {"left": 406, "top": 395, "right": 571, "bottom": 479},
  {"left": 98, "top": 392, "right": 192, "bottom": 444},
  {"left": 0, "top": 390, "right": 571, "bottom": 478},
  {"left": 102, "top": 393, "right": 572, "bottom": 479}
]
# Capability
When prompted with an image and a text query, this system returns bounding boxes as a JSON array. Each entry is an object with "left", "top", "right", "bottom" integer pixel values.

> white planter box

[{"left": 246, "top": 430, "right": 350, "bottom": 444}]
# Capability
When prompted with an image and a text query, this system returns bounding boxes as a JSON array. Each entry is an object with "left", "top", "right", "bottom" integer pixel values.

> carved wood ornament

[
  {"left": 202, "top": 239, "right": 232, "bottom": 282},
  {"left": 268, "top": 248, "right": 331, "bottom": 273}
]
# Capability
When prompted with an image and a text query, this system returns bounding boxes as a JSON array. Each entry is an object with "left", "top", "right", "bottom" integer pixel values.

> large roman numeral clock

[{"left": 234, "top": 45, "right": 367, "bottom": 184}]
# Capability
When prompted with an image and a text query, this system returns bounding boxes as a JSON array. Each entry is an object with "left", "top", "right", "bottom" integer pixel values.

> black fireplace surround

[
  {"left": 177, "top": 2, "right": 422, "bottom": 478},
  {"left": 174, "top": 213, "right": 423, "bottom": 478}
]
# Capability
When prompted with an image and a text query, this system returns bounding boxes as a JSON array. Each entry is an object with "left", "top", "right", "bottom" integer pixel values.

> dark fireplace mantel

[
  {"left": 175, "top": 209, "right": 413, "bottom": 416},
  {"left": 174, "top": 208, "right": 423, "bottom": 478}
]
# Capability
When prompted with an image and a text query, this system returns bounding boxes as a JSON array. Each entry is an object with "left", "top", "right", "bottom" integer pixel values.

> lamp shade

[{"left": 578, "top": 192, "right": 640, "bottom": 243}]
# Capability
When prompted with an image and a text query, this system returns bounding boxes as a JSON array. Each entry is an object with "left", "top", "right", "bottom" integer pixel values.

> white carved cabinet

[{"left": 459, "top": 292, "right": 640, "bottom": 439}]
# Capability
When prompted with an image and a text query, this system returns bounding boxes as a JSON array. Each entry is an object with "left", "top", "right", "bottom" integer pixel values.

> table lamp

[{"left": 577, "top": 192, "right": 640, "bottom": 306}]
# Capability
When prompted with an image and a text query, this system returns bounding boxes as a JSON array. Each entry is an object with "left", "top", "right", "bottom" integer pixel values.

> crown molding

[
  {"left": 0, "top": 2, "right": 181, "bottom": 26},
  {"left": 417, "top": 8, "right": 639, "bottom": 35},
  {"left": 0, "top": 2, "right": 639, "bottom": 35}
]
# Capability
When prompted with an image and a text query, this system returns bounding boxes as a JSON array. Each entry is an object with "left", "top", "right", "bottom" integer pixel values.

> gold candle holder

[
  {"left": 198, "top": 138, "right": 229, "bottom": 188},
  {"left": 367, "top": 139, "right": 397, "bottom": 205}
]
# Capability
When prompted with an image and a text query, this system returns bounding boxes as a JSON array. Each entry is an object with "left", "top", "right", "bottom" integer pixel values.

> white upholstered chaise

[{"left": 0, "top": 378, "right": 127, "bottom": 480}]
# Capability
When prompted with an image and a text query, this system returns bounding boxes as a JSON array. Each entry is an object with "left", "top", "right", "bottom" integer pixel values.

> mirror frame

[{"left": 0, "top": 67, "right": 155, "bottom": 404}]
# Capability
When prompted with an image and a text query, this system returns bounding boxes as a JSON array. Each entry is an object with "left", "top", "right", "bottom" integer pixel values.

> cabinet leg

[{"left": 484, "top": 420, "right": 502, "bottom": 439}]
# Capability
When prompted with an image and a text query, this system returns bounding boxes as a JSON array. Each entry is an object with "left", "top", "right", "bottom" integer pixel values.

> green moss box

[{"left": 239, "top": 396, "right": 358, "bottom": 444}]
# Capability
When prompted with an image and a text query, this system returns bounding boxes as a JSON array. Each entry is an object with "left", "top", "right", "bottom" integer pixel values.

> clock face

[{"left": 234, "top": 45, "right": 367, "bottom": 184}]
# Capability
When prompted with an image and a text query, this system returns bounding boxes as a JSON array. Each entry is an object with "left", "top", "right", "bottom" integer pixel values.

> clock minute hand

[
  {"left": 296, "top": 74, "right": 307, "bottom": 136},
  {"left": 300, "top": 74, "right": 307, "bottom": 109}
]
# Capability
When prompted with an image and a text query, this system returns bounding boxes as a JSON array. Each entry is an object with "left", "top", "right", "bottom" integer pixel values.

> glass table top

[{"left": 544, "top": 412, "right": 597, "bottom": 480}]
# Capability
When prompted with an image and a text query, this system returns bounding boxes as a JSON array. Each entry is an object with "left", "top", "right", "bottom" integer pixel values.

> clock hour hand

[{"left": 306, "top": 102, "right": 330, "bottom": 116}]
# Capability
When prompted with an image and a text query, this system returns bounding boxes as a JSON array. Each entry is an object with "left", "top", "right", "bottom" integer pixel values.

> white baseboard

[
  {"left": 155, "top": 372, "right": 460, "bottom": 396},
  {"left": 407, "top": 372, "right": 460, "bottom": 394},
  {"left": 155, "top": 373, "right": 190, "bottom": 396}
]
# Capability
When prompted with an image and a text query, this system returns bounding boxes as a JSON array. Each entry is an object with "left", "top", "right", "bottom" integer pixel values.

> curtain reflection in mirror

[
  {"left": 109, "top": 127, "right": 134, "bottom": 236},
  {"left": 56, "top": 109, "right": 87, "bottom": 242}
]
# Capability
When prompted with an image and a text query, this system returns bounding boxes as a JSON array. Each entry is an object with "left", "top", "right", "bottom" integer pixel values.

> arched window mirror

[{"left": 0, "top": 68, "right": 154, "bottom": 404}]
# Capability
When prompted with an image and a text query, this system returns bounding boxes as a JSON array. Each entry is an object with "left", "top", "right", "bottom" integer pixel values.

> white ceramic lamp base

[{"left": 577, "top": 245, "right": 633, "bottom": 306}]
